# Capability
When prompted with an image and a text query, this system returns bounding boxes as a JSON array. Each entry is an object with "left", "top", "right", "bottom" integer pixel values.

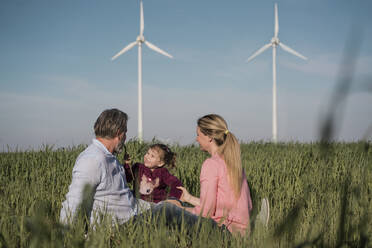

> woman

[{"left": 177, "top": 114, "right": 253, "bottom": 235}]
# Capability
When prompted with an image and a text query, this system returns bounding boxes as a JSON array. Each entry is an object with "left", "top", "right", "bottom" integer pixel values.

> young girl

[{"left": 124, "top": 144, "right": 183, "bottom": 203}]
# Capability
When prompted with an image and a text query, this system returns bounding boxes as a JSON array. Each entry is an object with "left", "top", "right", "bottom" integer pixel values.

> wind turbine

[
  {"left": 112, "top": 0, "right": 173, "bottom": 142},
  {"left": 246, "top": 3, "right": 307, "bottom": 143}
]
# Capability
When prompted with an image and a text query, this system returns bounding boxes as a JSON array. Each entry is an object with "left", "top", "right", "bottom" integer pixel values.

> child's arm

[
  {"left": 123, "top": 163, "right": 138, "bottom": 183},
  {"left": 161, "top": 170, "right": 183, "bottom": 200},
  {"left": 122, "top": 153, "right": 134, "bottom": 182}
]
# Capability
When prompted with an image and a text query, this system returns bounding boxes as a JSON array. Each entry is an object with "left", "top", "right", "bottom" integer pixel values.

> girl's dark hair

[{"left": 150, "top": 144, "right": 176, "bottom": 169}]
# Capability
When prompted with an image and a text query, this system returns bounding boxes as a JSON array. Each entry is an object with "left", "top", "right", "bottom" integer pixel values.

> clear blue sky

[{"left": 1, "top": 0, "right": 372, "bottom": 150}]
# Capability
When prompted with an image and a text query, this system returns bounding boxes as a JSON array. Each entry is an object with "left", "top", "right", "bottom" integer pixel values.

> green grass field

[{"left": 1, "top": 140, "right": 371, "bottom": 247}]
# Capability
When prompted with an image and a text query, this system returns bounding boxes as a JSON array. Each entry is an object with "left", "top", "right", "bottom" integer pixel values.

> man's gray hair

[{"left": 94, "top": 109, "right": 128, "bottom": 138}]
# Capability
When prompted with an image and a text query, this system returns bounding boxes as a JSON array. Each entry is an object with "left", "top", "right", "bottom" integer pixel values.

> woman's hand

[
  {"left": 177, "top": 186, "right": 191, "bottom": 203},
  {"left": 165, "top": 199, "right": 183, "bottom": 208},
  {"left": 177, "top": 186, "right": 200, "bottom": 207}
]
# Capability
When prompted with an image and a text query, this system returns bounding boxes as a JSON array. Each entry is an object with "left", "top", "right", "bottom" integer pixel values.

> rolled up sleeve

[{"left": 192, "top": 159, "right": 218, "bottom": 218}]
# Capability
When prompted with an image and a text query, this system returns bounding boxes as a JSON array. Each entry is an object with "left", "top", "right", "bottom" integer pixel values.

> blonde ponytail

[{"left": 197, "top": 114, "right": 243, "bottom": 199}]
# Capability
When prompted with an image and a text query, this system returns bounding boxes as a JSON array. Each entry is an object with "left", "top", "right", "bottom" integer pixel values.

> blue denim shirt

[{"left": 60, "top": 139, "right": 150, "bottom": 224}]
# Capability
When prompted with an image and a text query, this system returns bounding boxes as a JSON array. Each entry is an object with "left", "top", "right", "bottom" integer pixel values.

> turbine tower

[
  {"left": 112, "top": 0, "right": 173, "bottom": 142},
  {"left": 246, "top": 3, "right": 307, "bottom": 143}
]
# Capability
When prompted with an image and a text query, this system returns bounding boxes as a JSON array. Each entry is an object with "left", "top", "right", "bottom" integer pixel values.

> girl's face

[
  {"left": 144, "top": 148, "right": 164, "bottom": 169},
  {"left": 196, "top": 127, "right": 211, "bottom": 151}
]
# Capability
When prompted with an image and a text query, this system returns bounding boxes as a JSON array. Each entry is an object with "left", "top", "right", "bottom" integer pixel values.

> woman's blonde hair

[{"left": 197, "top": 114, "right": 243, "bottom": 198}]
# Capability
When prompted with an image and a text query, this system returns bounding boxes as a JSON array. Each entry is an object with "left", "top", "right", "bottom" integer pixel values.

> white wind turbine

[
  {"left": 112, "top": 0, "right": 173, "bottom": 142},
  {"left": 247, "top": 3, "right": 307, "bottom": 143}
]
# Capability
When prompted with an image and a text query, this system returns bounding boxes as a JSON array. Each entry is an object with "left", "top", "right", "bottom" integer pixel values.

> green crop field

[{"left": 0, "top": 140, "right": 371, "bottom": 247}]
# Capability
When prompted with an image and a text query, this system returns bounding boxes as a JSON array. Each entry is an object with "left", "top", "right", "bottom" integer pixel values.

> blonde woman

[{"left": 177, "top": 114, "right": 253, "bottom": 235}]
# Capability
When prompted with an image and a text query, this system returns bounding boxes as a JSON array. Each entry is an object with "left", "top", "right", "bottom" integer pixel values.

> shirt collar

[{"left": 92, "top": 138, "right": 114, "bottom": 157}]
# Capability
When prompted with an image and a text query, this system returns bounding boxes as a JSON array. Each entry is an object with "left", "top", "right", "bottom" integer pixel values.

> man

[{"left": 60, "top": 108, "right": 150, "bottom": 225}]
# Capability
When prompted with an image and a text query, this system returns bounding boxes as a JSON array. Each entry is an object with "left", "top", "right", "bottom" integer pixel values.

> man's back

[{"left": 60, "top": 139, "right": 149, "bottom": 224}]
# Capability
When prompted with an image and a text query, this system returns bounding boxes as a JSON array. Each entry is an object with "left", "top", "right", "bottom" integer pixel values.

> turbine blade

[
  {"left": 140, "top": 0, "right": 144, "bottom": 36},
  {"left": 111, "top": 41, "right": 138, "bottom": 61},
  {"left": 246, "top": 43, "right": 272, "bottom": 62},
  {"left": 144, "top": 41, "right": 173, "bottom": 58},
  {"left": 274, "top": 3, "right": 279, "bottom": 38},
  {"left": 279, "top": 42, "right": 308, "bottom": 60}
]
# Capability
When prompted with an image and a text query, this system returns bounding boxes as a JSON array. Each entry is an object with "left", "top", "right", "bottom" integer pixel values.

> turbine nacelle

[
  {"left": 271, "top": 37, "right": 280, "bottom": 46},
  {"left": 137, "top": 35, "right": 145, "bottom": 43}
]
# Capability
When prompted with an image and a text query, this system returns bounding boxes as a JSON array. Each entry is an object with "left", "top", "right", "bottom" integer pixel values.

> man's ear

[{"left": 115, "top": 131, "right": 124, "bottom": 140}]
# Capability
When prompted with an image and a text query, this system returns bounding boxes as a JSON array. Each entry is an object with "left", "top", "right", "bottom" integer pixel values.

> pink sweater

[{"left": 191, "top": 154, "right": 253, "bottom": 235}]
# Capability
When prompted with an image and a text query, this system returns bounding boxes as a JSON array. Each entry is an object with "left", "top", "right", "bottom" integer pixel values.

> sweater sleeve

[
  {"left": 191, "top": 159, "right": 219, "bottom": 217},
  {"left": 123, "top": 163, "right": 134, "bottom": 183},
  {"left": 161, "top": 169, "right": 183, "bottom": 199}
]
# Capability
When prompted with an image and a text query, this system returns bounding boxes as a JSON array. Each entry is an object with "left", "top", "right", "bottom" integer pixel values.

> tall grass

[{"left": 0, "top": 140, "right": 371, "bottom": 247}]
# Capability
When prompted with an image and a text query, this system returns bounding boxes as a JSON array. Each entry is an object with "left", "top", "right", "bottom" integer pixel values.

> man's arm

[{"left": 60, "top": 156, "right": 101, "bottom": 224}]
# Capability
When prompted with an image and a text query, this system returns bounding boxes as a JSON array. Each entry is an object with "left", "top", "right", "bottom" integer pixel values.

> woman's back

[{"left": 192, "top": 154, "right": 252, "bottom": 234}]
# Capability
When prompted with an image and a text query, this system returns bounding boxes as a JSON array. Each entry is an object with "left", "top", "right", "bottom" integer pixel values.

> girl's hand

[
  {"left": 123, "top": 153, "right": 132, "bottom": 165},
  {"left": 177, "top": 186, "right": 191, "bottom": 203}
]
